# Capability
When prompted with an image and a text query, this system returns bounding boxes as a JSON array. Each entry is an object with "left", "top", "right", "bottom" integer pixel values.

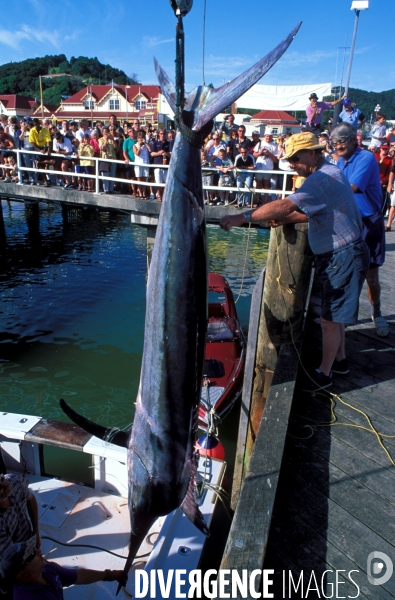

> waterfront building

[
  {"left": 33, "top": 84, "right": 175, "bottom": 128},
  {"left": 0, "top": 94, "right": 38, "bottom": 119},
  {"left": 249, "top": 109, "right": 300, "bottom": 135}
]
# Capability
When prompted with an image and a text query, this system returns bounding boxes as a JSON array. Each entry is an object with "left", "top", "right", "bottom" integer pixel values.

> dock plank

[{"left": 262, "top": 235, "right": 395, "bottom": 598}]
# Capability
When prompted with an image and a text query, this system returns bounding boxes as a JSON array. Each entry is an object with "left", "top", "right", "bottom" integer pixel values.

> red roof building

[
  {"left": 250, "top": 110, "right": 300, "bottom": 134},
  {"left": 0, "top": 94, "right": 38, "bottom": 117},
  {"left": 53, "top": 84, "right": 166, "bottom": 124}
]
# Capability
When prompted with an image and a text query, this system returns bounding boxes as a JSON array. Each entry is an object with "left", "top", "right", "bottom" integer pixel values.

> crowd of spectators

[
  {"left": 0, "top": 114, "right": 175, "bottom": 199},
  {"left": 0, "top": 102, "right": 394, "bottom": 215}
]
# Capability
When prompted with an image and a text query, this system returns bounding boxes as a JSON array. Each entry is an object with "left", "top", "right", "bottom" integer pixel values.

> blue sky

[{"left": 1, "top": 0, "right": 392, "bottom": 94}]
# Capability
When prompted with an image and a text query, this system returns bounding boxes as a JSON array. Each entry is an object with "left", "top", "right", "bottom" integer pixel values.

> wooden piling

[{"left": 231, "top": 223, "right": 313, "bottom": 509}]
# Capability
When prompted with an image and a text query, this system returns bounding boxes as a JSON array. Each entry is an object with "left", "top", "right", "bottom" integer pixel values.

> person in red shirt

[{"left": 375, "top": 145, "right": 393, "bottom": 212}]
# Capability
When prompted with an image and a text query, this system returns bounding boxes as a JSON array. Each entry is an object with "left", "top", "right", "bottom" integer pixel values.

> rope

[
  {"left": 233, "top": 165, "right": 261, "bottom": 304},
  {"left": 272, "top": 227, "right": 395, "bottom": 466},
  {"left": 41, "top": 535, "right": 152, "bottom": 560}
]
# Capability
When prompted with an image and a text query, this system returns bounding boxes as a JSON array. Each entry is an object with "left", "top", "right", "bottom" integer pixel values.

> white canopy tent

[{"left": 236, "top": 83, "right": 333, "bottom": 111}]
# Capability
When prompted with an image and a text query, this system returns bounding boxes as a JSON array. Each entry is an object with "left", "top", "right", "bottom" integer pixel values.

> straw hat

[{"left": 283, "top": 132, "right": 326, "bottom": 160}]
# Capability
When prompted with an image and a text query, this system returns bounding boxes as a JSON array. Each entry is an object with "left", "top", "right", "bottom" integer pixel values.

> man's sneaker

[
  {"left": 332, "top": 358, "right": 350, "bottom": 375},
  {"left": 303, "top": 369, "right": 332, "bottom": 392},
  {"left": 224, "top": 200, "right": 229, "bottom": 206},
  {"left": 373, "top": 316, "right": 389, "bottom": 337}
]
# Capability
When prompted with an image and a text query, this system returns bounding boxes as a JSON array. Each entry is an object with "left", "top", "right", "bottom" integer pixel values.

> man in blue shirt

[
  {"left": 337, "top": 98, "right": 365, "bottom": 130},
  {"left": 332, "top": 123, "right": 388, "bottom": 337}
]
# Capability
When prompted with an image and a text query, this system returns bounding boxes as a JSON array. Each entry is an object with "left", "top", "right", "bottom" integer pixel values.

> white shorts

[
  {"left": 154, "top": 168, "right": 167, "bottom": 184},
  {"left": 390, "top": 191, "right": 395, "bottom": 207},
  {"left": 135, "top": 166, "right": 149, "bottom": 178},
  {"left": 369, "top": 138, "right": 381, "bottom": 149}
]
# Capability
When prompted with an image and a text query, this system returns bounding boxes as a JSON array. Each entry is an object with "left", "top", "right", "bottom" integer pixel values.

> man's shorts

[
  {"left": 135, "top": 165, "right": 149, "bottom": 178},
  {"left": 361, "top": 212, "right": 385, "bottom": 269},
  {"left": 254, "top": 169, "right": 271, "bottom": 182},
  {"left": 154, "top": 167, "right": 167, "bottom": 185},
  {"left": 315, "top": 239, "right": 370, "bottom": 324},
  {"left": 390, "top": 191, "right": 395, "bottom": 207}
]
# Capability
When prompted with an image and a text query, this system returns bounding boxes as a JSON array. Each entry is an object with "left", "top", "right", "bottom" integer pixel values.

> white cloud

[
  {"left": 143, "top": 36, "right": 174, "bottom": 48},
  {"left": 0, "top": 25, "right": 60, "bottom": 49},
  {"left": 64, "top": 30, "right": 81, "bottom": 42}
]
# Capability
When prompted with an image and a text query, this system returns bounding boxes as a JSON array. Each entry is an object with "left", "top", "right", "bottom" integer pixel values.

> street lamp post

[
  {"left": 126, "top": 85, "right": 130, "bottom": 124},
  {"left": 344, "top": 1, "right": 369, "bottom": 97},
  {"left": 39, "top": 73, "right": 73, "bottom": 119}
]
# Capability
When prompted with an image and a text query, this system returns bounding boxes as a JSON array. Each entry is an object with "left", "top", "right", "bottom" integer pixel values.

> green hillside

[{"left": 0, "top": 55, "right": 139, "bottom": 106}]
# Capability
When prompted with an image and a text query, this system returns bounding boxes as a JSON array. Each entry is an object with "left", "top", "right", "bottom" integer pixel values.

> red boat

[{"left": 198, "top": 273, "right": 246, "bottom": 430}]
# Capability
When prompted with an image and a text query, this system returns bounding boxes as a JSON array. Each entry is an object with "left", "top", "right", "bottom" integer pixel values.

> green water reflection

[{"left": 0, "top": 201, "right": 268, "bottom": 434}]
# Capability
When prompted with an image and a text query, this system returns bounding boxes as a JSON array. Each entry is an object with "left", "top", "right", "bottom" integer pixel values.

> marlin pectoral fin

[
  {"left": 180, "top": 452, "right": 210, "bottom": 536},
  {"left": 154, "top": 57, "right": 176, "bottom": 113},
  {"left": 180, "top": 481, "right": 209, "bottom": 536},
  {"left": 59, "top": 399, "right": 129, "bottom": 447},
  {"left": 193, "top": 22, "right": 302, "bottom": 130}
]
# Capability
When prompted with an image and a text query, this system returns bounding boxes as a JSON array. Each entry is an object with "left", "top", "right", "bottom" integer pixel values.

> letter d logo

[{"left": 367, "top": 552, "right": 393, "bottom": 586}]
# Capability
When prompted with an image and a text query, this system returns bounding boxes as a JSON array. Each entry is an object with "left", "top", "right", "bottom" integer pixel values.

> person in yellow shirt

[{"left": 28, "top": 119, "right": 52, "bottom": 185}]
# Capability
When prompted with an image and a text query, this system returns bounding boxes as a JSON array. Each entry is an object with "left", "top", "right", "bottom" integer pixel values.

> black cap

[{"left": 309, "top": 93, "right": 318, "bottom": 100}]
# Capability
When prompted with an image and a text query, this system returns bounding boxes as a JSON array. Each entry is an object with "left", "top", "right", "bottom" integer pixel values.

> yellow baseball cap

[{"left": 283, "top": 132, "right": 326, "bottom": 160}]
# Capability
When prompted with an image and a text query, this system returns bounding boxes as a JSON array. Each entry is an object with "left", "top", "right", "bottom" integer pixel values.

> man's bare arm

[{"left": 219, "top": 198, "right": 300, "bottom": 231}]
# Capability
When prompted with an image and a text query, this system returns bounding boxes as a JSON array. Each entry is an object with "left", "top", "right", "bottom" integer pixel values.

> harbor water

[{"left": 0, "top": 199, "right": 269, "bottom": 475}]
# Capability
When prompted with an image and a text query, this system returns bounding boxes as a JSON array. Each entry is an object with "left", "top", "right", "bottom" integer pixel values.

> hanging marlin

[{"left": 61, "top": 4, "right": 301, "bottom": 590}]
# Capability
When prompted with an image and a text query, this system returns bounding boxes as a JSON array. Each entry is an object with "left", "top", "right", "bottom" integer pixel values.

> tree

[{"left": 0, "top": 55, "right": 139, "bottom": 105}]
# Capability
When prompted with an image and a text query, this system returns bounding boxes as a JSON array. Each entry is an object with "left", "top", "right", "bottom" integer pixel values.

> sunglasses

[
  {"left": 288, "top": 154, "right": 303, "bottom": 162},
  {"left": 331, "top": 140, "right": 351, "bottom": 148}
]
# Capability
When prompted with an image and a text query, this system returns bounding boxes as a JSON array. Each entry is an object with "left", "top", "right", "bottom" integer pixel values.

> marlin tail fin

[{"left": 154, "top": 22, "right": 302, "bottom": 131}]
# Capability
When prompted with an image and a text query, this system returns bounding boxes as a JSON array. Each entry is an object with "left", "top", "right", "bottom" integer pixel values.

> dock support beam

[{"left": 232, "top": 223, "right": 313, "bottom": 508}]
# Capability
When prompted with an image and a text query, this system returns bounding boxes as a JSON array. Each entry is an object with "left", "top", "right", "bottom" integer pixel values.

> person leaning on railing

[
  {"left": 18, "top": 119, "right": 34, "bottom": 184},
  {"left": 76, "top": 133, "right": 95, "bottom": 191},
  {"left": 123, "top": 126, "right": 137, "bottom": 196},
  {"left": 98, "top": 127, "right": 117, "bottom": 195},
  {"left": 0, "top": 126, "right": 15, "bottom": 180},
  {"left": 53, "top": 132, "right": 74, "bottom": 189},
  {"left": 28, "top": 118, "right": 51, "bottom": 186},
  {"left": 133, "top": 130, "right": 151, "bottom": 199}
]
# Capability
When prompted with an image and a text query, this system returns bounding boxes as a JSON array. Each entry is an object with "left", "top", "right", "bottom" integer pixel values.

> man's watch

[{"left": 244, "top": 210, "right": 254, "bottom": 223}]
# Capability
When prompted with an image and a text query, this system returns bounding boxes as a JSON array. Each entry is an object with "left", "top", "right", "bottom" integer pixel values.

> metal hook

[{"left": 169, "top": 0, "right": 193, "bottom": 17}]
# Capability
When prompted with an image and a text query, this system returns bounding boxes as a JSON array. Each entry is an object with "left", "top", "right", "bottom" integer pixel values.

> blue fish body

[{"left": 59, "top": 23, "right": 302, "bottom": 587}]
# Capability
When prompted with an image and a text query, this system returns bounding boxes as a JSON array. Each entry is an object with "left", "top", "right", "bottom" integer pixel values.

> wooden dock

[
  {"left": 0, "top": 181, "right": 266, "bottom": 225},
  {"left": 223, "top": 230, "right": 395, "bottom": 598}
]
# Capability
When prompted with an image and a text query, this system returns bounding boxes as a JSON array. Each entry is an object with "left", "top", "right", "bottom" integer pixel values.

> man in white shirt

[
  {"left": 369, "top": 114, "right": 387, "bottom": 151},
  {"left": 75, "top": 119, "right": 91, "bottom": 143},
  {"left": 54, "top": 132, "right": 74, "bottom": 189},
  {"left": 253, "top": 127, "right": 278, "bottom": 203}
]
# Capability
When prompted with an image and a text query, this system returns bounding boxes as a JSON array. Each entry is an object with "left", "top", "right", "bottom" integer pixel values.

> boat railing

[{"left": 4, "top": 148, "right": 297, "bottom": 199}]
